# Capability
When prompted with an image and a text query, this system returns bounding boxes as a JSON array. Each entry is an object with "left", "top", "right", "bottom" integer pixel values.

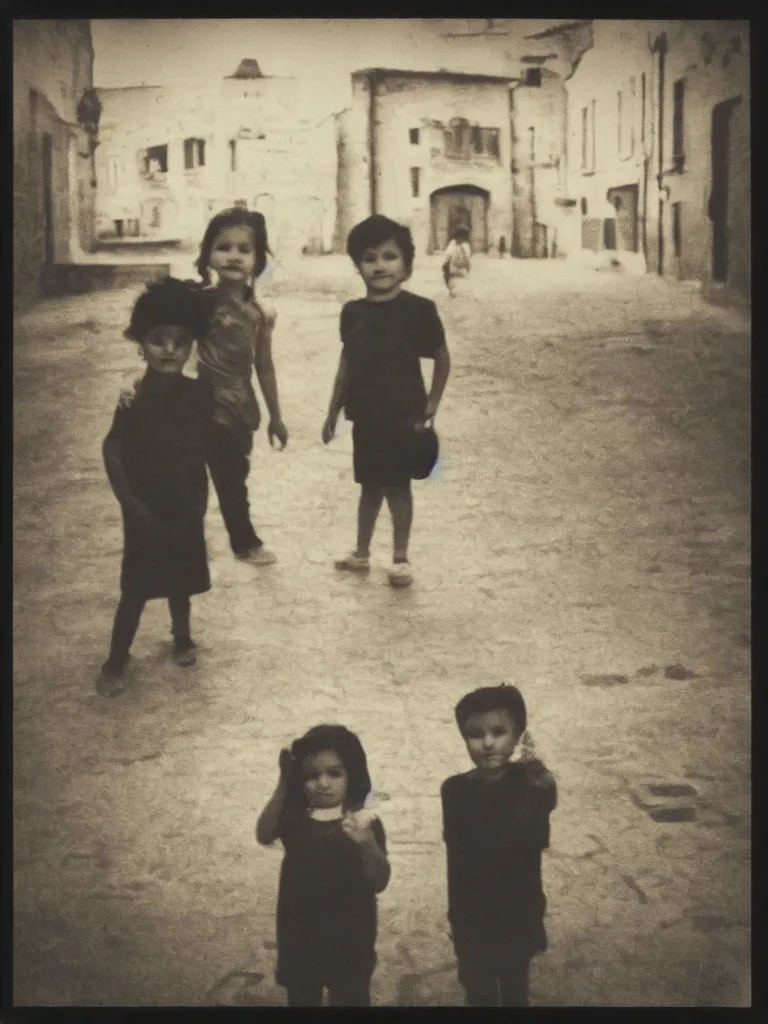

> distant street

[{"left": 14, "top": 254, "right": 750, "bottom": 1006}]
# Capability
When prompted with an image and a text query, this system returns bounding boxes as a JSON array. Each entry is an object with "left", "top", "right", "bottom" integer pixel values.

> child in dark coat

[
  {"left": 441, "top": 685, "right": 557, "bottom": 1006},
  {"left": 96, "top": 278, "right": 210, "bottom": 697},
  {"left": 256, "top": 725, "right": 390, "bottom": 1006}
]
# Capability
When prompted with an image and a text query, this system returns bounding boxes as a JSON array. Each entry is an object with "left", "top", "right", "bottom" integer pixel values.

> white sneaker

[
  {"left": 388, "top": 562, "right": 413, "bottom": 588},
  {"left": 334, "top": 552, "right": 371, "bottom": 574},
  {"left": 237, "top": 545, "right": 277, "bottom": 566}
]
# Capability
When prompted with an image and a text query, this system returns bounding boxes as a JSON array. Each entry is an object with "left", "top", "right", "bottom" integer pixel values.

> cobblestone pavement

[{"left": 13, "top": 255, "right": 750, "bottom": 1006}]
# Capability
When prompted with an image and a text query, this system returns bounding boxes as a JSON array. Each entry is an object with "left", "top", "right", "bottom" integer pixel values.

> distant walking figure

[
  {"left": 442, "top": 685, "right": 557, "bottom": 1006},
  {"left": 498, "top": 235, "right": 507, "bottom": 258},
  {"left": 322, "top": 214, "right": 451, "bottom": 588},
  {"left": 442, "top": 227, "right": 472, "bottom": 296},
  {"left": 256, "top": 725, "right": 390, "bottom": 1007},
  {"left": 97, "top": 279, "right": 210, "bottom": 697}
]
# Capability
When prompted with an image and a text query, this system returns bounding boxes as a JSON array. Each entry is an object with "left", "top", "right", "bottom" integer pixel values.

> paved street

[{"left": 13, "top": 254, "right": 750, "bottom": 1007}]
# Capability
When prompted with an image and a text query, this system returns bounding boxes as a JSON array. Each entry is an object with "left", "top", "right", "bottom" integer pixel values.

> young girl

[
  {"left": 322, "top": 214, "right": 451, "bottom": 588},
  {"left": 97, "top": 278, "right": 210, "bottom": 697},
  {"left": 256, "top": 724, "right": 390, "bottom": 1007},
  {"left": 121, "top": 208, "right": 289, "bottom": 566},
  {"left": 194, "top": 207, "right": 289, "bottom": 565},
  {"left": 442, "top": 227, "right": 472, "bottom": 297}
]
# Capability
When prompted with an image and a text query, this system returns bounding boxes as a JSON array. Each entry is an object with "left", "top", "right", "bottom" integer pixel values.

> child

[
  {"left": 442, "top": 227, "right": 472, "bottom": 297},
  {"left": 441, "top": 685, "right": 557, "bottom": 1006},
  {"left": 322, "top": 214, "right": 451, "bottom": 588},
  {"left": 120, "top": 209, "right": 289, "bottom": 566},
  {"left": 256, "top": 725, "right": 390, "bottom": 1007},
  {"left": 97, "top": 278, "right": 211, "bottom": 697},
  {"left": 194, "top": 207, "right": 289, "bottom": 565}
]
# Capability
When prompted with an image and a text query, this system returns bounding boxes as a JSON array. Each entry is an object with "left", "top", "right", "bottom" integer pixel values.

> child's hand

[
  {"left": 341, "top": 809, "right": 378, "bottom": 845},
  {"left": 268, "top": 419, "right": 288, "bottom": 450},
  {"left": 321, "top": 416, "right": 336, "bottom": 444},
  {"left": 278, "top": 748, "right": 295, "bottom": 785},
  {"left": 118, "top": 377, "right": 142, "bottom": 410}
]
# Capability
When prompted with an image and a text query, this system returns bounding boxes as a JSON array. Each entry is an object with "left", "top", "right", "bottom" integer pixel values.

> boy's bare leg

[
  {"left": 357, "top": 484, "right": 385, "bottom": 557},
  {"left": 384, "top": 484, "right": 413, "bottom": 562}
]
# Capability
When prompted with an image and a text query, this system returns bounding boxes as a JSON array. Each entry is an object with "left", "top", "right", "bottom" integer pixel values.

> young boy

[
  {"left": 97, "top": 278, "right": 210, "bottom": 696},
  {"left": 322, "top": 215, "right": 451, "bottom": 588},
  {"left": 441, "top": 685, "right": 557, "bottom": 1006}
]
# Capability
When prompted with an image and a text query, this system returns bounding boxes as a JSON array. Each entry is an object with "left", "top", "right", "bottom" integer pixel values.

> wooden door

[
  {"left": 608, "top": 185, "right": 639, "bottom": 252},
  {"left": 710, "top": 98, "right": 740, "bottom": 283}
]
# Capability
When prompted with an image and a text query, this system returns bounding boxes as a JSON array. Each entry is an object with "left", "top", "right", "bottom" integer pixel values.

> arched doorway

[{"left": 430, "top": 185, "right": 490, "bottom": 252}]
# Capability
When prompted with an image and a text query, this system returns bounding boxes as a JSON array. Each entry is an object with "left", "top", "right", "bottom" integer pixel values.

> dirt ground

[{"left": 13, "top": 253, "right": 750, "bottom": 1006}]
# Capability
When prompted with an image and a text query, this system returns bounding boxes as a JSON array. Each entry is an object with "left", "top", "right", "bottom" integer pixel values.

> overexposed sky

[{"left": 92, "top": 19, "right": 562, "bottom": 119}]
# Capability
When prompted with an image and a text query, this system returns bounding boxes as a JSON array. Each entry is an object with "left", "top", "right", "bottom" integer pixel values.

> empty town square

[{"left": 13, "top": 253, "right": 750, "bottom": 1007}]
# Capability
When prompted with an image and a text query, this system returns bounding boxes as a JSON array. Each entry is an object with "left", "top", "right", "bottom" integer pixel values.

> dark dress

[
  {"left": 108, "top": 370, "right": 210, "bottom": 600},
  {"left": 441, "top": 763, "right": 557, "bottom": 974},
  {"left": 274, "top": 810, "right": 387, "bottom": 990},
  {"left": 340, "top": 290, "right": 446, "bottom": 486}
]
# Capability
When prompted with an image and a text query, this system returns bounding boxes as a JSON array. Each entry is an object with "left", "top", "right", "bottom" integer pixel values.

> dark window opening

[
  {"left": 444, "top": 120, "right": 500, "bottom": 161},
  {"left": 184, "top": 137, "right": 206, "bottom": 170},
  {"left": 472, "top": 124, "right": 482, "bottom": 153},
  {"left": 603, "top": 218, "right": 617, "bottom": 250},
  {"left": 229, "top": 140, "right": 237, "bottom": 172},
  {"left": 672, "top": 79, "right": 685, "bottom": 171},
  {"left": 580, "top": 197, "right": 588, "bottom": 216},
  {"left": 143, "top": 144, "right": 168, "bottom": 174},
  {"left": 524, "top": 68, "right": 542, "bottom": 87},
  {"left": 672, "top": 202, "right": 682, "bottom": 258},
  {"left": 410, "top": 167, "right": 421, "bottom": 198},
  {"left": 581, "top": 107, "right": 588, "bottom": 169},
  {"left": 409, "top": 128, "right": 420, "bottom": 145}
]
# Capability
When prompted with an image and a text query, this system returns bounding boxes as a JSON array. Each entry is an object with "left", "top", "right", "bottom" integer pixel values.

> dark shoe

[
  {"left": 96, "top": 661, "right": 127, "bottom": 697},
  {"left": 173, "top": 641, "right": 197, "bottom": 667}
]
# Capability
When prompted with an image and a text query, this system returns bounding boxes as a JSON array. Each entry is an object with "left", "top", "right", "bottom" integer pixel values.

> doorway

[
  {"left": 41, "top": 132, "right": 54, "bottom": 264},
  {"left": 607, "top": 184, "right": 639, "bottom": 252},
  {"left": 710, "top": 97, "right": 741, "bottom": 284},
  {"left": 430, "top": 185, "right": 489, "bottom": 252}
]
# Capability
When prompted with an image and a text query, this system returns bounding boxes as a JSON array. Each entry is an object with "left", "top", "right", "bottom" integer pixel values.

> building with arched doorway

[{"left": 336, "top": 68, "right": 515, "bottom": 254}]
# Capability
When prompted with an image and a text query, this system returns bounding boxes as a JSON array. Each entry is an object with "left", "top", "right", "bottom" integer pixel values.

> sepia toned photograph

[{"left": 12, "top": 17, "right": 750, "bottom": 1007}]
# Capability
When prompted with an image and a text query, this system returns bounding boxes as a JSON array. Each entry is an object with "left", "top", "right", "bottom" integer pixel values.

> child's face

[
  {"left": 209, "top": 225, "right": 257, "bottom": 284},
  {"left": 357, "top": 238, "right": 409, "bottom": 300},
  {"left": 140, "top": 325, "right": 194, "bottom": 374},
  {"left": 301, "top": 748, "right": 348, "bottom": 809},
  {"left": 462, "top": 709, "right": 522, "bottom": 775}
]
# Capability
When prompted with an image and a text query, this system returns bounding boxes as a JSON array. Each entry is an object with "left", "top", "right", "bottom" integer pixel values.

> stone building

[
  {"left": 95, "top": 60, "right": 337, "bottom": 255},
  {"left": 13, "top": 19, "right": 98, "bottom": 310},
  {"left": 336, "top": 67, "right": 515, "bottom": 254},
  {"left": 648, "top": 21, "right": 750, "bottom": 304}
]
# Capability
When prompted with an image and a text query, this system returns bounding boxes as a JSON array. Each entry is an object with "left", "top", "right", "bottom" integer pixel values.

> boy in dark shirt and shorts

[
  {"left": 441, "top": 685, "right": 557, "bottom": 1006},
  {"left": 322, "top": 215, "right": 451, "bottom": 587}
]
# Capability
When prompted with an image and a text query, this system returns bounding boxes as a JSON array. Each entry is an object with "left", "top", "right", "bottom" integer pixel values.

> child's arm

[
  {"left": 256, "top": 748, "right": 293, "bottom": 845},
  {"left": 322, "top": 352, "right": 349, "bottom": 443},
  {"left": 102, "top": 418, "right": 155, "bottom": 526},
  {"left": 253, "top": 306, "right": 288, "bottom": 450},
  {"left": 341, "top": 812, "right": 390, "bottom": 893},
  {"left": 425, "top": 343, "right": 451, "bottom": 421}
]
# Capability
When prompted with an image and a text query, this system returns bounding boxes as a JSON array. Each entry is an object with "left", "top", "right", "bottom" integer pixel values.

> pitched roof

[{"left": 352, "top": 67, "right": 516, "bottom": 84}]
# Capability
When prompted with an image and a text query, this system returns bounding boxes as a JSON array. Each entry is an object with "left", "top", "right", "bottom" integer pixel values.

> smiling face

[
  {"left": 140, "top": 324, "right": 194, "bottom": 374},
  {"left": 357, "top": 237, "right": 409, "bottom": 301},
  {"left": 301, "top": 748, "right": 349, "bottom": 810},
  {"left": 208, "top": 225, "right": 257, "bottom": 285},
  {"left": 462, "top": 708, "right": 522, "bottom": 778}
]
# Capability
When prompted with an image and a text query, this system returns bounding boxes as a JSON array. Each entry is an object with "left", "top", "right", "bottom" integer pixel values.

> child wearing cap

[
  {"left": 96, "top": 277, "right": 211, "bottom": 697},
  {"left": 441, "top": 685, "right": 557, "bottom": 1006}
]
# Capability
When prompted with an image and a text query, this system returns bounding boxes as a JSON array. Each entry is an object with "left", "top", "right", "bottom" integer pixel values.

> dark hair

[
  {"left": 454, "top": 685, "right": 527, "bottom": 735},
  {"left": 124, "top": 276, "right": 208, "bottom": 342},
  {"left": 195, "top": 207, "right": 272, "bottom": 288},
  {"left": 346, "top": 214, "right": 415, "bottom": 273},
  {"left": 288, "top": 724, "right": 372, "bottom": 811},
  {"left": 453, "top": 227, "right": 470, "bottom": 244}
]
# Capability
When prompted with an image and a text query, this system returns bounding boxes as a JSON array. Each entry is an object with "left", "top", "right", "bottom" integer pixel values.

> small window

[
  {"left": 524, "top": 68, "right": 542, "bottom": 87},
  {"left": 581, "top": 107, "right": 589, "bottom": 169},
  {"left": 229, "top": 140, "right": 237, "bottom": 172},
  {"left": 672, "top": 79, "right": 685, "bottom": 171},
  {"left": 580, "top": 197, "right": 588, "bottom": 216},
  {"left": 184, "top": 137, "right": 205, "bottom": 169},
  {"left": 144, "top": 144, "right": 168, "bottom": 174},
  {"left": 410, "top": 167, "right": 421, "bottom": 198},
  {"left": 409, "top": 128, "right": 420, "bottom": 145},
  {"left": 672, "top": 202, "right": 682, "bottom": 258}
]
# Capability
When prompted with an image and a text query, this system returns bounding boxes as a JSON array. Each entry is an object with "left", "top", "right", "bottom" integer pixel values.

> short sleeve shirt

[{"left": 340, "top": 290, "right": 446, "bottom": 423}]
